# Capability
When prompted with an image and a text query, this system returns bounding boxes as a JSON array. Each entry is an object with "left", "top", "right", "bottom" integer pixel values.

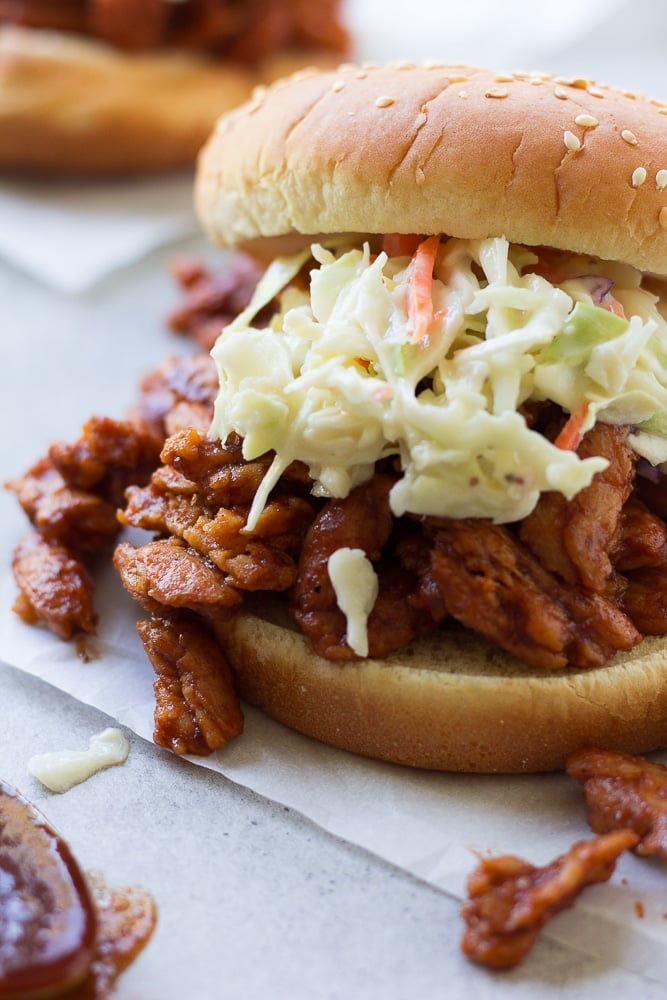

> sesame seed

[
  {"left": 657, "top": 169, "right": 667, "bottom": 190},
  {"left": 458, "top": 90, "right": 468, "bottom": 99},
  {"left": 529, "top": 78, "right": 544, "bottom": 86},
  {"left": 355, "top": 71, "right": 367, "bottom": 80},
  {"left": 563, "top": 130, "right": 581, "bottom": 152},
  {"left": 587, "top": 87, "right": 605, "bottom": 98},
  {"left": 575, "top": 114, "right": 598, "bottom": 128},
  {"left": 660, "top": 109, "right": 667, "bottom": 116},
  {"left": 375, "top": 95, "right": 395, "bottom": 108},
  {"left": 494, "top": 73, "right": 514, "bottom": 82},
  {"left": 660, "top": 207, "right": 667, "bottom": 228},
  {"left": 485, "top": 87, "right": 508, "bottom": 99},
  {"left": 632, "top": 167, "right": 647, "bottom": 187},
  {"left": 554, "top": 86, "right": 569, "bottom": 100},
  {"left": 331, "top": 79, "right": 345, "bottom": 92},
  {"left": 622, "top": 129, "right": 638, "bottom": 145},
  {"left": 555, "top": 75, "right": 589, "bottom": 89}
]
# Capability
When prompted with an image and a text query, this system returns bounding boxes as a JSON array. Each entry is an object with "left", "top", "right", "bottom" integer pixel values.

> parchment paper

[
  {"left": 3, "top": 0, "right": 667, "bottom": 987},
  {"left": 2, "top": 235, "right": 667, "bottom": 985},
  {"left": 2, "top": 546, "right": 667, "bottom": 983}
]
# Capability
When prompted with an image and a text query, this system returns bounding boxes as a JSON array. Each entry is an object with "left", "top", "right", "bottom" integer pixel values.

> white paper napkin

[
  {"left": 1, "top": 554, "right": 667, "bottom": 984},
  {"left": 0, "top": 174, "right": 198, "bottom": 293}
]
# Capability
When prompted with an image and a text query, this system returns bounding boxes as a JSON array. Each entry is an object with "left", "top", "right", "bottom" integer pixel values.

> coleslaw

[{"left": 210, "top": 235, "right": 667, "bottom": 531}]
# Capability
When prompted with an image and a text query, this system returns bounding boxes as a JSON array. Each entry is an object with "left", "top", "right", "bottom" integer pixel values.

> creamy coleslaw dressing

[
  {"left": 28, "top": 727, "right": 130, "bottom": 793},
  {"left": 327, "top": 547, "right": 379, "bottom": 657},
  {"left": 210, "top": 235, "right": 667, "bottom": 654}
]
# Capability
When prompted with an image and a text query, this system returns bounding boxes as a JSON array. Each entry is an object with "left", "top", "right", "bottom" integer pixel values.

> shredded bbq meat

[
  {"left": 615, "top": 498, "right": 667, "bottom": 571},
  {"left": 117, "top": 421, "right": 656, "bottom": 672},
  {"left": 429, "top": 519, "right": 640, "bottom": 670},
  {"left": 160, "top": 427, "right": 268, "bottom": 508},
  {"left": 7, "top": 457, "right": 120, "bottom": 553},
  {"left": 137, "top": 612, "right": 244, "bottom": 755},
  {"left": 0, "top": 0, "right": 349, "bottom": 59},
  {"left": 113, "top": 538, "right": 243, "bottom": 619},
  {"left": 567, "top": 748, "right": 667, "bottom": 859},
  {"left": 292, "top": 475, "right": 439, "bottom": 659},
  {"left": 621, "top": 569, "right": 667, "bottom": 634},
  {"left": 11, "top": 534, "right": 96, "bottom": 640},
  {"left": 48, "top": 415, "right": 162, "bottom": 507},
  {"left": 461, "top": 830, "right": 638, "bottom": 970},
  {"left": 519, "top": 423, "right": 635, "bottom": 593},
  {"left": 127, "top": 353, "right": 218, "bottom": 442},
  {"left": 635, "top": 474, "right": 667, "bottom": 520},
  {"left": 5, "top": 355, "right": 220, "bottom": 640},
  {"left": 119, "top": 421, "right": 647, "bottom": 672},
  {"left": 120, "top": 428, "right": 315, "bottom": 594},
  {"left": 168, "top": 254, "right": 264, "bottom": 352}
]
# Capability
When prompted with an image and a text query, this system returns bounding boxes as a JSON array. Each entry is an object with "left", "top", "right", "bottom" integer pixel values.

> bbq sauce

[
  {"left": 0, "top": 779, "right": 96, "bottom": 998},
  {"left": 0, "top": 781, "right": 156, "bottom": 999}
]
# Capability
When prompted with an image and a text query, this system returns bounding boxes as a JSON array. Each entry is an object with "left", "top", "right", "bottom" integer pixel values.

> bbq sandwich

[
  {"left": 113, "top": 62, "right": 667, "bottom": 772},
  {"left": 0, "top": 0, "right": 348, "bottom": 173}
]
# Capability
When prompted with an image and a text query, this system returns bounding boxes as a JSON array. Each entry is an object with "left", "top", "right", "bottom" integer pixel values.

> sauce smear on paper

[{"left": 0, "top": 780, "right": 155, "bottom": 998}]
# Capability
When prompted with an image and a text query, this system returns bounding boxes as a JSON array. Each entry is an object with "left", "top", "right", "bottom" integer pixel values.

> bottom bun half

[{"left": 213, "top": 599, "right": 667, "bottom": 773}]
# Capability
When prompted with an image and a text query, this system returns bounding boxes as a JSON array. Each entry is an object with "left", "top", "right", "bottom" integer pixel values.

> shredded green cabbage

[{"left": 210, "top": 236, "right": 667, "bottom": 529}]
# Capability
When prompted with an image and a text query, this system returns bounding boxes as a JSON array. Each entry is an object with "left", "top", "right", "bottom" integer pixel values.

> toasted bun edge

[{"left": 212, "top": 606, "right": 667, "bottom": 773}]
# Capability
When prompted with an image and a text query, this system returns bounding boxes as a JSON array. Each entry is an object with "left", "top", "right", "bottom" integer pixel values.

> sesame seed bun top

[{"left": 196, "top": 62, "right": 667, "bottom": 272}]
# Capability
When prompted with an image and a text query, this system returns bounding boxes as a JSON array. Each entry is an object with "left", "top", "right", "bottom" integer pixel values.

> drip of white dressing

[
  {"left": 327, "top": 547, "right": 379, "bottom": 657},
  {"left": 28, "top": 727, "right": 130, "bottom": 793}
]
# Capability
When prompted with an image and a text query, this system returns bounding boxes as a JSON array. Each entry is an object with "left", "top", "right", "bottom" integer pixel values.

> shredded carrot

[
  {"left": 554, "top": 401, "right": 590, "bottom": 451},
  {"left": 601, "top": 293, "right": 626, "bottom": 318},
  {"left": 382, "top": 233, "right": 423, "bottom": 258},
  {"left": 406, "top": 235, "right": 441, "bottom": 344}
]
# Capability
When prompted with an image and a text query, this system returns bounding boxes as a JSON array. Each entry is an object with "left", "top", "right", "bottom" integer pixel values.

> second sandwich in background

[{"left": 0, "top": 0, "right": 350, "bottom": 174}]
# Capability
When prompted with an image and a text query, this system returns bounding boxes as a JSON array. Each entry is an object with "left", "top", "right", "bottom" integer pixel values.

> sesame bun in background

[
  {"left": 188, "top": 63, "right": 667, "bottom": 773},
  {"left": 0, "top": 1, "right": 349, "bottom": 174}
]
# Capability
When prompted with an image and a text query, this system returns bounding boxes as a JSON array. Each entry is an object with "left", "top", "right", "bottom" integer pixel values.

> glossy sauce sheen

[
  {"left": 0, "top": 781, "right": 157, "bottom": 999},
  {"left": 72, "top": 874, "right": 156, "bottom": 1000},
  {"left": 0, "top": 780, "right": 97, "bottom": 998}
]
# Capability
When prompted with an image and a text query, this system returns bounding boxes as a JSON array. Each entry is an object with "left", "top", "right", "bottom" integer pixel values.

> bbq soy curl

[{"left": 210, "top": 236, "right": 667, "bottom": 648}]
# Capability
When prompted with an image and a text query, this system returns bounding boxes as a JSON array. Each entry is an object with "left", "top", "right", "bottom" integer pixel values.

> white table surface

[{"left": 3, "top": 2, "right": 667, "bottom": 997}]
